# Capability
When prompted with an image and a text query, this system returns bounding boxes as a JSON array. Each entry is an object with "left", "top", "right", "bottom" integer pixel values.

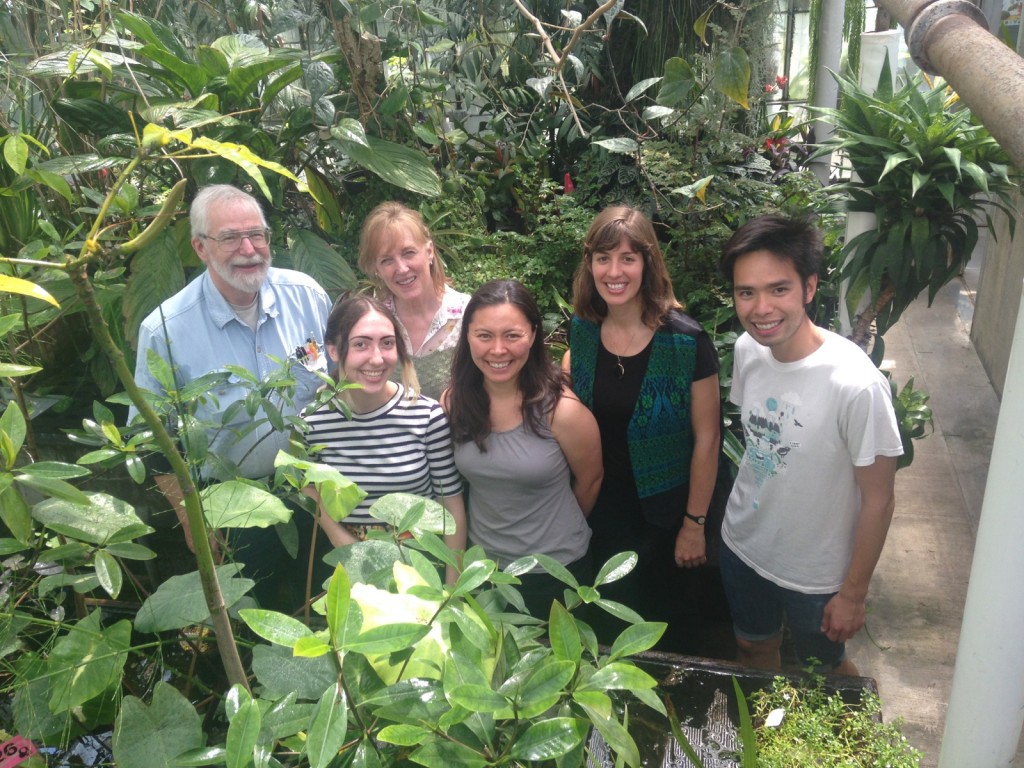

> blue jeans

[{"left": 719, "top": 541, "right": 846, "bottom": 670}]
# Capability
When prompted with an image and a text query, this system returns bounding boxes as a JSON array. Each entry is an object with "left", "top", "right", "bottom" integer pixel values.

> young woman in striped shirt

[{"left": 301, "top": 295, "right": 466, "bottom": 564}]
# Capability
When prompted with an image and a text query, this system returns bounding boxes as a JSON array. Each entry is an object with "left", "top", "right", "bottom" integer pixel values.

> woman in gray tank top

[{"left": 442, "top": 280, "right": 603, "bottom": 620}]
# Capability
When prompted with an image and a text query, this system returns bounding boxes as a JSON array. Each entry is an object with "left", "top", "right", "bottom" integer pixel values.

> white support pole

[
  {"left": 938, "top": 283, "right": 1024, "bottom": 767},
  {"left": 807, "top": 0, "right": 844, "bottom": 186}
]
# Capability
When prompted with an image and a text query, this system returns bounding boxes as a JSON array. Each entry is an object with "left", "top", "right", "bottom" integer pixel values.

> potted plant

[{"left": 813, "top": 63, "right": 1018, "bottom": 347}]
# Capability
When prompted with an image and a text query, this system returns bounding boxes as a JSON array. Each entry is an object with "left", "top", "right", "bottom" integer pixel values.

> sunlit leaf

[
  {"left": 0, "top": 275, "right": 59, "bottom": 307},
  {"left": 201, "top": 481, "right": 292, "bottom": 528},
  {"left": 94, "top": 550, "right": 123, "bottom": 599},
  {"left": 593, "top": 138, "right": 639, "bottom": 155}
]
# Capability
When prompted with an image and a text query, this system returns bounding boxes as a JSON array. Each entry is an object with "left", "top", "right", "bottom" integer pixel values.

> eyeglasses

[{"left": 199, "top": 228, "right": 271, "bottom": 251}]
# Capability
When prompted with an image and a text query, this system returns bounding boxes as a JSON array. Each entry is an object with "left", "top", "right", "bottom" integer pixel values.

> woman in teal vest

[{"left": 562, "top": 205, "right": 720, "bottom": 652}]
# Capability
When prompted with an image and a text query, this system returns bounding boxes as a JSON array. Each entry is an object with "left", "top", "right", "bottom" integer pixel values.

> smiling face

[
  {"left": 466, "top": 302, "right": 536, "bottom": 388},
  {"left": 192, "top": 198, "right": 271, "bottom": 305},
  {"left": 372, "top": 226, "right": 435, "bottom": 305},
  {"left": 589, "top": 237, "right": 645, "bottom": 309},
  {"left": 328, "top": 310, "right": 399, "bottom": 401},
  {"left": 732, "top": 249, "right": 820, "bottom": 362}
]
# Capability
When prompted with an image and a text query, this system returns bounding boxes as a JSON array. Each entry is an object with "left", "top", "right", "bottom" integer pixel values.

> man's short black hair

[{"left": 720, "top": 214, "right": 823, "bottom": 287}]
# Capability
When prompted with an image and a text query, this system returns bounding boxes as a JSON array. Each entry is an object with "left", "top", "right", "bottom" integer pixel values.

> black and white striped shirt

[{"left": 302, "top": 385, "right": 462, "bottom": 525}]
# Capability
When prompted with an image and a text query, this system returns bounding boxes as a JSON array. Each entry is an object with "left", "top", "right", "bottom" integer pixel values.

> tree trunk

[{"left": 849, "top": 280, "right": 897, "bottom": 349}]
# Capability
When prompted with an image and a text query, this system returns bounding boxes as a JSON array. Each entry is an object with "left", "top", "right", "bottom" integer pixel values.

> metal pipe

[
  {"left": 878, "top": 0, "right": 1024, "bottom": 169},
  {"left": 874, "top": 2, "right": 1024, "bottom": 764}
]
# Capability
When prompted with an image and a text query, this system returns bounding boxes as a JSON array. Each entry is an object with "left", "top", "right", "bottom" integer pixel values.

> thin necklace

[{"left": 613, "top": 326, "right": 641, "bottom": 379}]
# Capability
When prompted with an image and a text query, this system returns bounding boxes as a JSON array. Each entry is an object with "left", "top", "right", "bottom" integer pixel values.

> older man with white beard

[{"left": 132, "top": 184, "right": 331, "bottom": 607}]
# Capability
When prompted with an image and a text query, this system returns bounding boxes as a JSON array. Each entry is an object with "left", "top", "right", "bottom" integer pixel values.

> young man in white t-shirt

[{"left": 718, "top": 215, "right": 903, "bottom": 675}]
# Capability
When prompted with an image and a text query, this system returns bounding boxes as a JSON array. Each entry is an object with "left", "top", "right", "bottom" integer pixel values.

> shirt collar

[{"left": 201, "top": 269, "right": 277, "bottom": 329}]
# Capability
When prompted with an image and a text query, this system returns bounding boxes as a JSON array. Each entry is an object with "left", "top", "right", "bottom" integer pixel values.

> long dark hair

[
  {"left": 325, "top": 294, "right": 419, "bottom": 397},
  {"left": 446, "top": 279, "right": 564, "bottom": 450}
]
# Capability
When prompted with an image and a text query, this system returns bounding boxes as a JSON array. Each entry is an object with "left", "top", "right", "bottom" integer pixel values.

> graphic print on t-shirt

[{"left": 743, "top": 392, "right": 802, "bottom": 509}]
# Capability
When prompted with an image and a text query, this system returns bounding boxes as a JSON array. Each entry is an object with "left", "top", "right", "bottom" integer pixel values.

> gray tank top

[{"left": 453, "top": 416, "right": 591, "bottom": 568}]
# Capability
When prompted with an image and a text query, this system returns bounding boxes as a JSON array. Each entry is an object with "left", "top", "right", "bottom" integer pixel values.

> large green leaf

[
  {"left": 32, "top": 491, "right": 152, "bottom": 544},
  {"left": 122, "top": 224, "right": 188, "bottom": 348},
  {"left": 201, "top": 480, "right": 292, "bottom": 528},
  {"left": 94, "top": 549, "right": 124, "bottom": 599},
  {"left": 134, "top": 564, "right": 253, "bottom": 633},
  {"left": 115, "top": 10, "right": 190, "bottom": 61},
  {"left": 548, "top": 602, "right": 581, "bottom": 663},
  {"left": 508, "top": 717, "right": 590, "bottom": 761},
  {"left": 369, "top": 493, "right": 454, "bottom": 536},
  {"left": 138, "top": 44, "right": 209, "bottom": 95},
  {"left": 1, "top": 402, "right": 26, "bottom": 464},
  {"left": 579, "top": 662, "right": 657, "bottom": 692},
  {"left": 226, "top": 689, "right": 262, "bottom": 768},
  {"left": 307, "top": 683, "right": 347, "bottom": 768},
  {"left": 448, "top": 682, "right": 509, "bottom": 714},
  {"left": 113, "top": 682, "right": 204, "bottom": 768},
  {"left": 239, "top": 608, "right": 316, "bottom": 648},
  {"left": 48, "top": 611, "right": 131, "bottom": 712},
  {"left": 332, "top": 132, "right": 442, "bottom": 197},
  {"left": 712, "top": 46, "right": 751, "bottom": 109},
  {"left": 592, "top": 138, "right": 639, "bottom": 155},
  {"left": 226, "top": 50, "right": 300, "bottom": 101},
  {"left": 3, "top": 134, "right": 28, "bottom": 174},
  {"left": 409, "top": 737, "right": 489, "bottom": 768},
  {"left": 0, "top": 485, "right": 32, "bottom": 543},
  {"left": 53, "top": 98, "right": 135, "bottom": 136},
  {"left": 345, "top": 622, "right": 431, "bottom": 654},
  {"left": 607, "top": 621, "right": 665, "bottom": 661},
  {"left": 251, "top": 643, "right": 337, "bottom": 700},
  {"left": 656, "top": 57, "right": 695, "bottom": 108},
  {"left": 286, "top": 230, "right": 358, "bottom": 299},
  {"left": 326, "top": 564, "right": 351, "bottom": 645}
]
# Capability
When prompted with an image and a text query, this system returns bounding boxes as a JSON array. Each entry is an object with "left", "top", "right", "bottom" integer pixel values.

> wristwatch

[{"left": 683, "top": 512, "right": 706, "bottom": 526}]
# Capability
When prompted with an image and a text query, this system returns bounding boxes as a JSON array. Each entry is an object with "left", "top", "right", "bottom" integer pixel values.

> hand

[
  {"left": 820, "top": 590, "right": 866, "bottom": 643},
  {"left": 674, "top": 523, "right": 706, "bottom": 568}
]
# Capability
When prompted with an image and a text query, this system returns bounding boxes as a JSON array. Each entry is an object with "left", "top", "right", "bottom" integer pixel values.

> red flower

[
  {"left": 765, "top": 83, "right": 776, "bottom": 93},
  {"left": 563, "top": 172, "right": 575, "bottom": 194},
  {"left": 775, "top": 75, "right": 789, "bottom": 88}
]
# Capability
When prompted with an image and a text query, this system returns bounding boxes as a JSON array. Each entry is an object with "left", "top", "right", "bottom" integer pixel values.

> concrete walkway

[{"left": 845, "top": 271, "right": 1019, "bottom": 766}]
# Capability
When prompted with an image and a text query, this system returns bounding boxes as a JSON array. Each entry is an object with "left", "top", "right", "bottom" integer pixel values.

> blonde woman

[{"left": 358, "top": 202, "right": 470, "bottom": 399}]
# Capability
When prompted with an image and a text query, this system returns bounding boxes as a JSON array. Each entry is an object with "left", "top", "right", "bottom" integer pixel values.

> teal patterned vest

[{"left": 570, "top": 312, "right": 699, "bottom": 500}]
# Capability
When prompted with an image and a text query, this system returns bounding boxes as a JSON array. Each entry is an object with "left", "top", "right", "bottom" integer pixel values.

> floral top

[{"left": 385, "top": 285, "right": 470, "bottom": 399}]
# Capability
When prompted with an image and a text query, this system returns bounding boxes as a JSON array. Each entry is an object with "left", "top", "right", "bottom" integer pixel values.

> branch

[{"left": 510, "top": 0, "right": 620, "bottom": 139}]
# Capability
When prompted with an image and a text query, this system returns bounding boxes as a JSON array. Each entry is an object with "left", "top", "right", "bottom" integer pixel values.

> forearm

[
  {"left": 840, "top": 492, "right": 895, "bottom": 601},
  {"left": 572, "top": 470, "right": 603, "bottom": 517},
  {"left": 440, "top": 494, "right": 467, "bottom": 584},
  {"left": 440, "top": 494, "right": 467, "bottom": 554},
  {"left": 686, "top": 430, "right": 719, "bottom": 520}
]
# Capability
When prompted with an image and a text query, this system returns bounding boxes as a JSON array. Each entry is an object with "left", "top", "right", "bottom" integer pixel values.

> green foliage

[
  {"left": 449, "top": 186, "right": 592, "bottom": 319},
  {"left": 815, "top": 68, "right": 1018, "bottom": 339},
  {"left": 749, "top": 673, "right": 922, "bottom": 767}
]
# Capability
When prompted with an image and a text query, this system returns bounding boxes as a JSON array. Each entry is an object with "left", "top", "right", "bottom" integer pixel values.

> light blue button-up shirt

[{"left": 132, "top": 267, "right": 331, "bottom": 479}]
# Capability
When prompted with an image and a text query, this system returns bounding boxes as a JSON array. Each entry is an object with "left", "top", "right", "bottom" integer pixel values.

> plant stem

[
  {"left": 849, "top": 280, "right": 896, "bottom": 349},
  {"left": 65, "top": 260, "right": 250, "bottom": 691}
]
